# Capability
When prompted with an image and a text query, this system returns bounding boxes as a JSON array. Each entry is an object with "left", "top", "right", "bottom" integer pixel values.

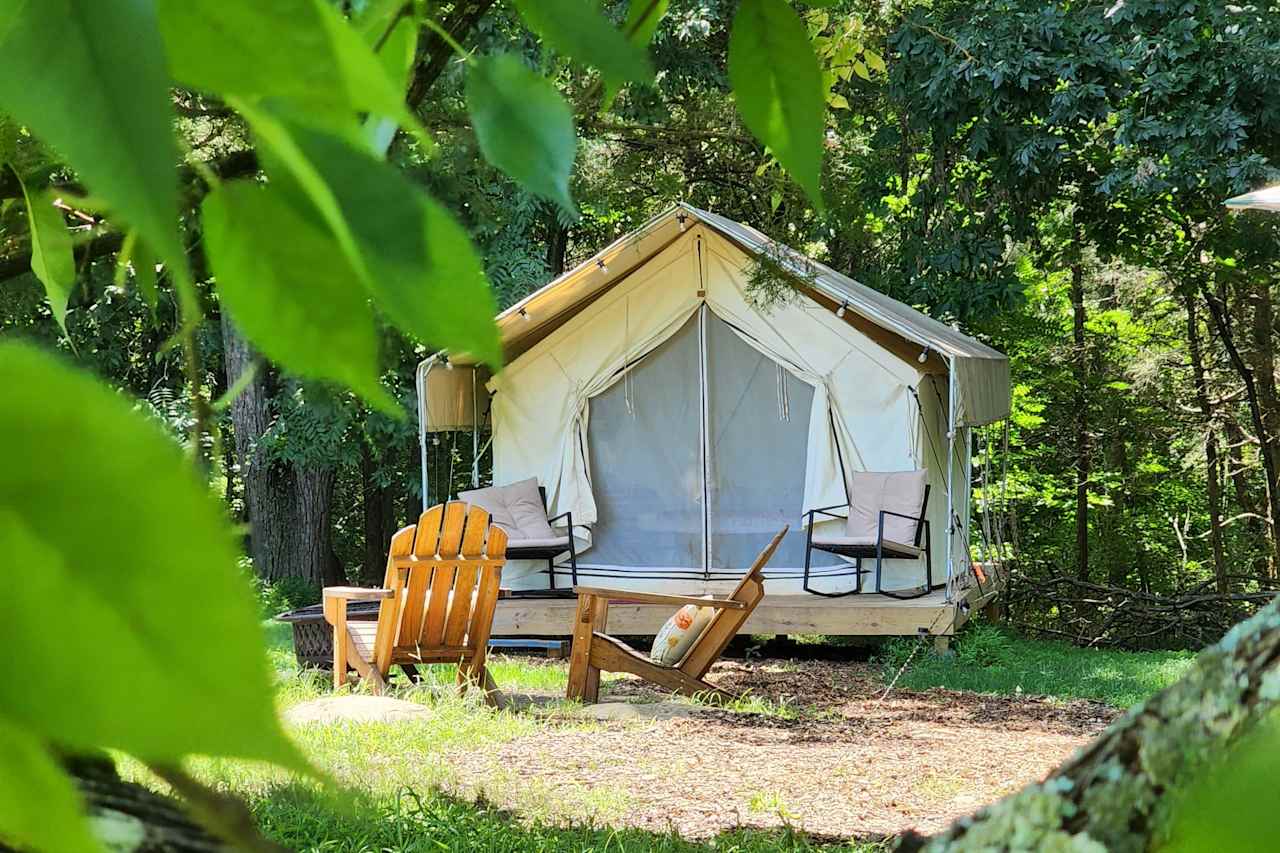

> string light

[
  {"left": 917, "top": 346, "right": 931, "bottom": 364},
  {"left": 597, "top": 258, "right": 608, "bottom": 273},
  {"left": 835, "top": 301, "right": 847, "bottom": 318},
  {"left": 444, "top": 357, "right": 454, "bottom": 370},
  {"left": 519, "top": 307, "right": 531, "bottom": 321},
  {"left": 677, "top": 212, "right": 688, "bottom": 232}
]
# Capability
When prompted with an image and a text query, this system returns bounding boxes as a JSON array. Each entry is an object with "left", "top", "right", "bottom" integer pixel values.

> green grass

[{"left": 880, "top": 622, "right": 1197, "bottom": 709}]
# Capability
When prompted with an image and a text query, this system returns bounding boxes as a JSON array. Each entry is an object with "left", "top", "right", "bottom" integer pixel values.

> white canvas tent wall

[{"left": 419, "top": 205, "right": 1009, "bottom": 601}]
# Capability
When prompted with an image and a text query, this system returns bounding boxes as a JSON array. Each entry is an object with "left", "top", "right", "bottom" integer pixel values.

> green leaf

[
  {"left": 357, "top": 0, "right": 419, "bottom": 155},
  {"left": 0, "top": 710, "right": 99, "bottom": 853},
  {"left": 157, "top": 0, "right": 423, "bottom": 152},
  {"left": 203, "top": 181, "right": 397, "bottom": 412},
  {"left": 132, "top": 239, "right": 159, "bottom": 316},
  {"left": 466, "top": 54, "right": 579, "bottom": 218},
  {"left": 0, "top": 0, "right": 183, "bottom": 269},
  {"left": 864, "top": 48, "right": 886, "bottom": 74},
  {"left": 0, "top": 343, "right": 309, "bottom": 771},
  {"left": 623, "top": 0, "right": 670, "bottom": 46},
  {"left": 16, "top": 173, "right": 75, "bottom": 337},
  {"left": 511, "top": 0, "right": 653, "bottom": 86},
  {"left": 604, "top": 0, "right": 670, "bottom": 107},
  {"left": 728, "top": 0, "right": 827, "bottom": 209},
  {"left": 246, "top": 114, "right": 502, "bottom": 368}
]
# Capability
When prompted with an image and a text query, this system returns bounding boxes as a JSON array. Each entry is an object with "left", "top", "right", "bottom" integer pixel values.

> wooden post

[
  {"left": 566, "top": 593, "right": 598, "bottom": 702},
  {"left": 331, "top": 600, "right": 348, "bottom": 688},
  {"left": 583, "top": 595, "right": 609, "bottom": 702}
]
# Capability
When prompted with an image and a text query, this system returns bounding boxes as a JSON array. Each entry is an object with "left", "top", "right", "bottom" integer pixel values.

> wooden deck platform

[{"left": 493, "top": 577, "right": 1002, "bottom": 640}]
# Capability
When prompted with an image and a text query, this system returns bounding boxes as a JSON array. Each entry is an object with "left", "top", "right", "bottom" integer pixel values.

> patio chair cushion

[
  {"left": 459, "top": 477, "right": 556, "bottom": 541},
  {"left": 505, "top": 535, "right": 571, "bottom": 551},
  {"left": 810, "top": 534, "right": 921, "bottom": 557},
  {"left": 649, "top": 603, "right": 714, "bottom": 666},
  {"left": 846, "top": 469, "right": 927, "bottom": 545}
]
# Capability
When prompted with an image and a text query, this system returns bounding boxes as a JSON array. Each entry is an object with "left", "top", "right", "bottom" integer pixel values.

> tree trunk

[
  {"left": 1070, "top": 244, "right": 1090, "bottom": 582},
  {"left": 1184, "top": 292, "right": 1230, "bottom": 593},
  {"left": 1200, "top": 279, "right": 1280, "bottom": 573},
  {"left": 221, "top": 315, "right": 342, "bottom": 587},
  {"left": 545, "top": 209, "right": 570, "bottom": 277},
  {"left": 899, "top": 595, "right": 1280, "bottom": 851},
  {"left": 360, "top": 441, "right": 396, "bottom": 585},
  {"left": 1247, "top": 274, "right": 1280, "bottom": 575},
  {"left": 294, "top": 464, "right": 343, "bottom": 587}
]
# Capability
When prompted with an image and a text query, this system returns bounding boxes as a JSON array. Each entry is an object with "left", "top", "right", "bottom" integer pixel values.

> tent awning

[{"left": 446, "top": 204, "right": 1010, "bottom": 426}]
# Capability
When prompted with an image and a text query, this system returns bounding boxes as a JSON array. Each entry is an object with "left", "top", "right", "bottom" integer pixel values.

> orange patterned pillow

[{"left": 650, "top": 604, "right": 713, "bottom": 665}]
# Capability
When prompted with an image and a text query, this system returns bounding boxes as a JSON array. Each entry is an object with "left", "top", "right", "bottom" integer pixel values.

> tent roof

[
  {"left": 1225, "top": 184, "right": 1280, "bottom": 212},
  {"left": 446, "top": 204, "right": 1009, "bottom": 424}
]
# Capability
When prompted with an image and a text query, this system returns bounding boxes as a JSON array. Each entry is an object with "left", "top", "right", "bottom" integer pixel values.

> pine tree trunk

[{"left": 900, "top": 595, "right": 1280, "bottom": 851}]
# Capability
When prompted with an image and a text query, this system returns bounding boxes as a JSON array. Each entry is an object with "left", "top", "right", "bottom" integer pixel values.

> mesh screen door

[
  {"left": 585, "top": 314, "right": 704, "bottom": 573},
  {"left": 585, "top": 307, "right": 837, "bottom": 578},
  {"left": 705, "top": 312, "right": 835, "bottom": 573}
]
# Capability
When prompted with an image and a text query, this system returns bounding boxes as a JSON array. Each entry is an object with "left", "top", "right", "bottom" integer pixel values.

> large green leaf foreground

[
  {"left": 900, "top": 595, "right": 1280, "bottom": 851},
  {"left": 0, "top": 343, "right": 309, "bottom": 853}
]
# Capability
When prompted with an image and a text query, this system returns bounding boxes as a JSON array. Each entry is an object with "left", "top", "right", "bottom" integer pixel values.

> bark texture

[
  {"left": 222, "top": 315, "right": 343, "bottom": 586},
  {"left": 899, "top": 595, "right": 1280, "bottom": 852}
]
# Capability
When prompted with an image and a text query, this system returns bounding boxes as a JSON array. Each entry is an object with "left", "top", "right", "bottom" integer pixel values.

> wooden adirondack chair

[
  {"left": 565, "top": 527, "right": 787, "bottom": 704},
  {"left": 322, "top": 501, "right": 508, "bottom": 704}
]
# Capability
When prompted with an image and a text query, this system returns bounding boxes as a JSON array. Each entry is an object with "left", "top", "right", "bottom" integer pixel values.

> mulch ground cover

[{"left": 444, "top": 658, "right": 1117, "bottom": 841}]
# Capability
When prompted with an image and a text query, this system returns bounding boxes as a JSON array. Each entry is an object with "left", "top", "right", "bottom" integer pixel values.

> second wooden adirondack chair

[
  {"left": 322, "top": 501, "right": 508, "bottom": 704},
  {"left": 565, "top": 527, "right": 786, "bottom": 704}
]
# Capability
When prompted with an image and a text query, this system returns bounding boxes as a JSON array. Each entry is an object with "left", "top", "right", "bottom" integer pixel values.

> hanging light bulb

[
  {"left": 917, "top": 346, "right": 930, "bottom": 364},
  {"left": 444, "top": 357, "right": 454, "bottom": 370},
  {"left": 677, "top": 212, "right": 688, "bottom": 232},
  {"left": 432, "top": 435, "right": 441, "bottom": 446},
  {"left": 597, "top": 258, "right": 608, "bottom": 274},
  {"left": 519, "top": 307, "right": 531, "bottom": 321},
  {"left": 836, "top": 301, "right": 847, "bottom": 318}
]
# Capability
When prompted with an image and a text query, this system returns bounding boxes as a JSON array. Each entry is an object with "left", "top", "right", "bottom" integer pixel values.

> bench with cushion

[
  {"left": 459, "top": 477, "right": 580, "bottom": 593},
  {"left": 803, "top": 469, "right": 934, "bottom": 599}
]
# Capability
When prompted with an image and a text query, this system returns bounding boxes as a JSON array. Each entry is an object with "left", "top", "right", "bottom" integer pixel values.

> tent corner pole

[
  {"left": 417, "top": 356, "right": 439, "bottom": 512},
  {"left": 471, "top": 366, "right": 480, "bottom": 488},
  {"left": 944, "top": 357, "right": 957, "bottom": 602}
]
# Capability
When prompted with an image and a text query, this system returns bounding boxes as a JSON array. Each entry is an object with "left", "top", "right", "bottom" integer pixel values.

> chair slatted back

[
  {"left": 373, "top": 501, "right": 507, "bottom": 673},
  {"left": 677, "top": 527, "right": 785, "bottom": 678}
]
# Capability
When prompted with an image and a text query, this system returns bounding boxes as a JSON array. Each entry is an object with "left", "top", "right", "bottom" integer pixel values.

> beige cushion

[
  {"left": 810, "top": 534, "right": 921, "bottom": 557},
  {"left": 506, "top": 535, "right": 571, "bottom": 551},
  {"left": 459, "top": 477, "right": 556, "bottom": 541},
  {"left": 846, "top": 469, "right": 927, "bottom": 544}
]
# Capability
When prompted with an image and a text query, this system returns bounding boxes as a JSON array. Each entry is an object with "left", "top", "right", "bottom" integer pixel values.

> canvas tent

[{"left": 418, "top": 204, "right": 1010, "bottom": 601}]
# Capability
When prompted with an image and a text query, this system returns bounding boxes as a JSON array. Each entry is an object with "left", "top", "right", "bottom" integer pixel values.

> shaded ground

[{"left": 443, "top": 658, "right": 1117, "bottom": 841}]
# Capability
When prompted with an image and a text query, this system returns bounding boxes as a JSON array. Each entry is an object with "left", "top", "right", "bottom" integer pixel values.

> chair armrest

[
  {"left": 878, "top": 509, "right": 926, "bottom": 546},
  {"left": 807, "top": 503, "right": 850, "bottom": 521},
  {"left": 323, "top": 586, "right": 394, "bottom": 601},
  {"left": 547, "top": 510, "right": 586, "bottom": 532},
  {"left": 572, "top": 586, "right": 745, "bottom": 610}
]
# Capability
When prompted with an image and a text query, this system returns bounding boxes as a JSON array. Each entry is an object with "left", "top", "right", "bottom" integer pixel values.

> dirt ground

[{"left": 443, "top": 658, "right": 1117, "bottom": 842}]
